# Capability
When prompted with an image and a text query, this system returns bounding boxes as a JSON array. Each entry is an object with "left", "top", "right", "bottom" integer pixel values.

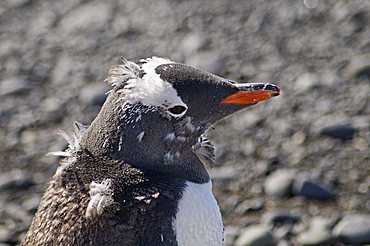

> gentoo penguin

[{"left": 22, "top": 57, "right": 280, "bottom": 246}]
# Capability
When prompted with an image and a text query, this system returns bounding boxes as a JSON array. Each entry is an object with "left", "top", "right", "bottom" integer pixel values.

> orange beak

[{"left": 221, "top": 83, "right": 281, "bottom": 104}]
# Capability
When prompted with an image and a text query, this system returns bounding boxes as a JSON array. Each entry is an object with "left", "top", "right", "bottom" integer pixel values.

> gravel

[{"left": 1, "top": 0, "right": 369, "bottom": 245}]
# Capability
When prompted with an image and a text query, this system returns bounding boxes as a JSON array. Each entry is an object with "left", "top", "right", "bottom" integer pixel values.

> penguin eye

[{"left": 168, "top": 105, "right": 187, "bottom": 115}]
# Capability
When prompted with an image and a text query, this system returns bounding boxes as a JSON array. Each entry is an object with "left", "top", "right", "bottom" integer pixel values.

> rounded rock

[
  {"left": 320, "top": 124, "right": 357, "bottom": 140},
  {"left": 262, "top": 211, "right": 301, "bottom": 225},
  {"left": 296, "top": 217, "right": 334, "bottom": 246},
  {"left": 333, "top": 214, "right": 370, "bottom": 245},
  {"left": 264, "top": 169, "right": 297, "bottom": 197},
  {"left": 235, "top": 225, "right": 275, "bottom": 246},
  {"left": 79, "top": 82, "right": 109, "bottom": 107},
  {"left": 58, "top": 1, "right": 113, "bottom": 34}
]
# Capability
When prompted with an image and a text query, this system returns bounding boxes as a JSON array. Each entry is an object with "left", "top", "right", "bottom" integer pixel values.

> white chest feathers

[{"left": 173, "top": 181, "right": 224, "bottom": 246}]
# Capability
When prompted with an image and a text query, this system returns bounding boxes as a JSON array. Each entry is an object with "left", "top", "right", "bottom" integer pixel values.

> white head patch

[{"left": 110, "top": 57, "right": 188, "bottom": 119}]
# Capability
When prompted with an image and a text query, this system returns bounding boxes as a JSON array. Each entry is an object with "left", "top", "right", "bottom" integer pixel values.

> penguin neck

[{"left": 80, "top": 93, "right": 210, "bottom": 183}]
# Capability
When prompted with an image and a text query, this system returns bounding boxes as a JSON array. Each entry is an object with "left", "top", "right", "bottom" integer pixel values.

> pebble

[
  {"left": 264, "top": 169, "right": 297, "bottom": 197},
  {"left": 344, "top": 53, "right": 370, "bottom": 79},
  {"left": 51, "top": 54, "right": 78, "bottom": 85},
  {"left": 184, "top": 51, "right": 224, "bottom": 74},
  {"left": 333, "top": 214, "right": 370, "bottom": 245},
  {"left": 209, "top": 166, "right": 239, "bottom": 180},
  {"left": 292, "top": 178, "right": 335, "bottom": 201},
  {"left": 0, "top": 227, "right": 12, "bottom": 244},
  {"left": 224, "top": 226, "right": 240, "bottom": 246},
  {"left": 22, "top": 195, "right": 41, "bottom": 213},
  {"left": 58, "top": 1, "right": 113, "bottom": 33},
  {"left": 262, "top": 211, "right": 300, "bottom": 225},
  {"left": 0, "top": 170, "right": 34, "bottom": 191},
  {"left": 320, "top": 124, "right": 357, "bottom": 140},
  {"left": 235, "top": 224, "right": 275, "bottom": 246},
  {"left": 236, "top": 199, "right": 265, "bottom": 215},
  {"left": 294, "top": 72, "right": 320, "bottom": 93},
  {"left": 181, "top": 32, "right": 209, "bottom": 54},
  {"left": 79, "top": 82, "right": 109, "bottom": 107},
  {"left": 0, "top": 77, "right": 29, "bottom": 96},
  {"left": 296, "top": 217, "right": 334, "bottom": 246}
]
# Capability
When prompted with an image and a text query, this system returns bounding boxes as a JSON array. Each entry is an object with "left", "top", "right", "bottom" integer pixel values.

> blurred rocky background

[{"left": 0, "top": 0, "right": 369, "bottom": 245}]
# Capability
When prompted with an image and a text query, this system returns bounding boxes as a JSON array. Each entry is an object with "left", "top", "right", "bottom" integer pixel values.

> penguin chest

[{"left": 173, "top": 181, "right": 224, "bottom": 246}]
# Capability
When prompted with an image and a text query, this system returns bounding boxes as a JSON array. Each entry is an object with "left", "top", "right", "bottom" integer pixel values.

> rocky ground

[{"left": 0, "top": 0, "right": 370, "bottom": 245}]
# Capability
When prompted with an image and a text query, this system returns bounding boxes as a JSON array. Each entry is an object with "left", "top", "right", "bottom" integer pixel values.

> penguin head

[
  {"left": 81, "top": 57, "right": 280, "bottom": 178},
  {"left": 106, "top": 57, "right": 280, "bottom": 128}
]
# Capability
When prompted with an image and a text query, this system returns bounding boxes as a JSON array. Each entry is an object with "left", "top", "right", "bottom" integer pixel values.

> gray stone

[
  {"left": 262, "top": 211, "right": 301, "bottom": 225},
  {"left": 264, "top": 169, "right": 297, "bottom": 197},
  {"left": 333, "top": 214, "right": 370, "bottom": 245},
  {"left": 51, "top": 54, "right": 78, "bottom": 85},
  {"left": 294, "top": 72, "right": 320, "bottom": 93},
  {"left": 22, "top": 195, "right": 41, "bottom": 213},
  {"left": 181, "top": 33, "right": 209, "bottom": 54},
  {"left": 184, "top": 51, "right": 224, "bottom": 74},
  {"left": 58, "top": 1, "right": 113, "bottom": 34},
  {"left": 344, "top": 53, "right": 370, "bottom": 79},
  {"left": 296, "top": 217, "right": 333, "bottom": 246},
  {"left": 0, "top": 227, "right": 12, "bottom": 243},
  {"left": 235, "top": 225, "right": 275, "bottom": 246},
  {"left": 209, "top": 166, "right": 239, "bottom": 180},
  {"left": 292, "top": 178, "right": 335, "bottom": 201},
  {"left": 4, "top": 203, "right": 31, "bottom": 224},
  {"left": 224, "top": 226, "right": 240, "bottom": 246},
  {"left": 0, "top": 77, "right": 29, "bottom": 96},
  {"left": 0, "top": 169, "right": 34, "bottom": 191},
  {"left": 79, "top": 82, "right": 109, "bottom": 107}
]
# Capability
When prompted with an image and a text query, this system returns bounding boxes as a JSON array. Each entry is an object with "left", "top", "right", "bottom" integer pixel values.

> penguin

[{"left": 22, "top": 57, "right": 280, "bottom": 246}]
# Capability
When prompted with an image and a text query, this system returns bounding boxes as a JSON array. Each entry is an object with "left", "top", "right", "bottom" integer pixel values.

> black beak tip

[{"left": 265, "top": 83, "right": 281, "bottom": 97}]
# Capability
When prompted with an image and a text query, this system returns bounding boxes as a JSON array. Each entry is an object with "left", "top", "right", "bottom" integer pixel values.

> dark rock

[
  {"left": 333, "top": 214, "right": 370, "bottom": 245},
  {"left": 235, "top": 225, "right": 275, "bottom": 246},
  {"left": 320, "top": 124, "right": 357, "bottom": 140},
  {"left": 349, "top": 12, "right": 367, "bottom": 33},
  {"left": 292, "top": 178, "right": 335, "bottom": 200},
  {"left": 262, "top": 211, "right": 301, "bottom": 225},
  {"left": 264, "top": 169, "right": 296, "bottom": 197}
]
